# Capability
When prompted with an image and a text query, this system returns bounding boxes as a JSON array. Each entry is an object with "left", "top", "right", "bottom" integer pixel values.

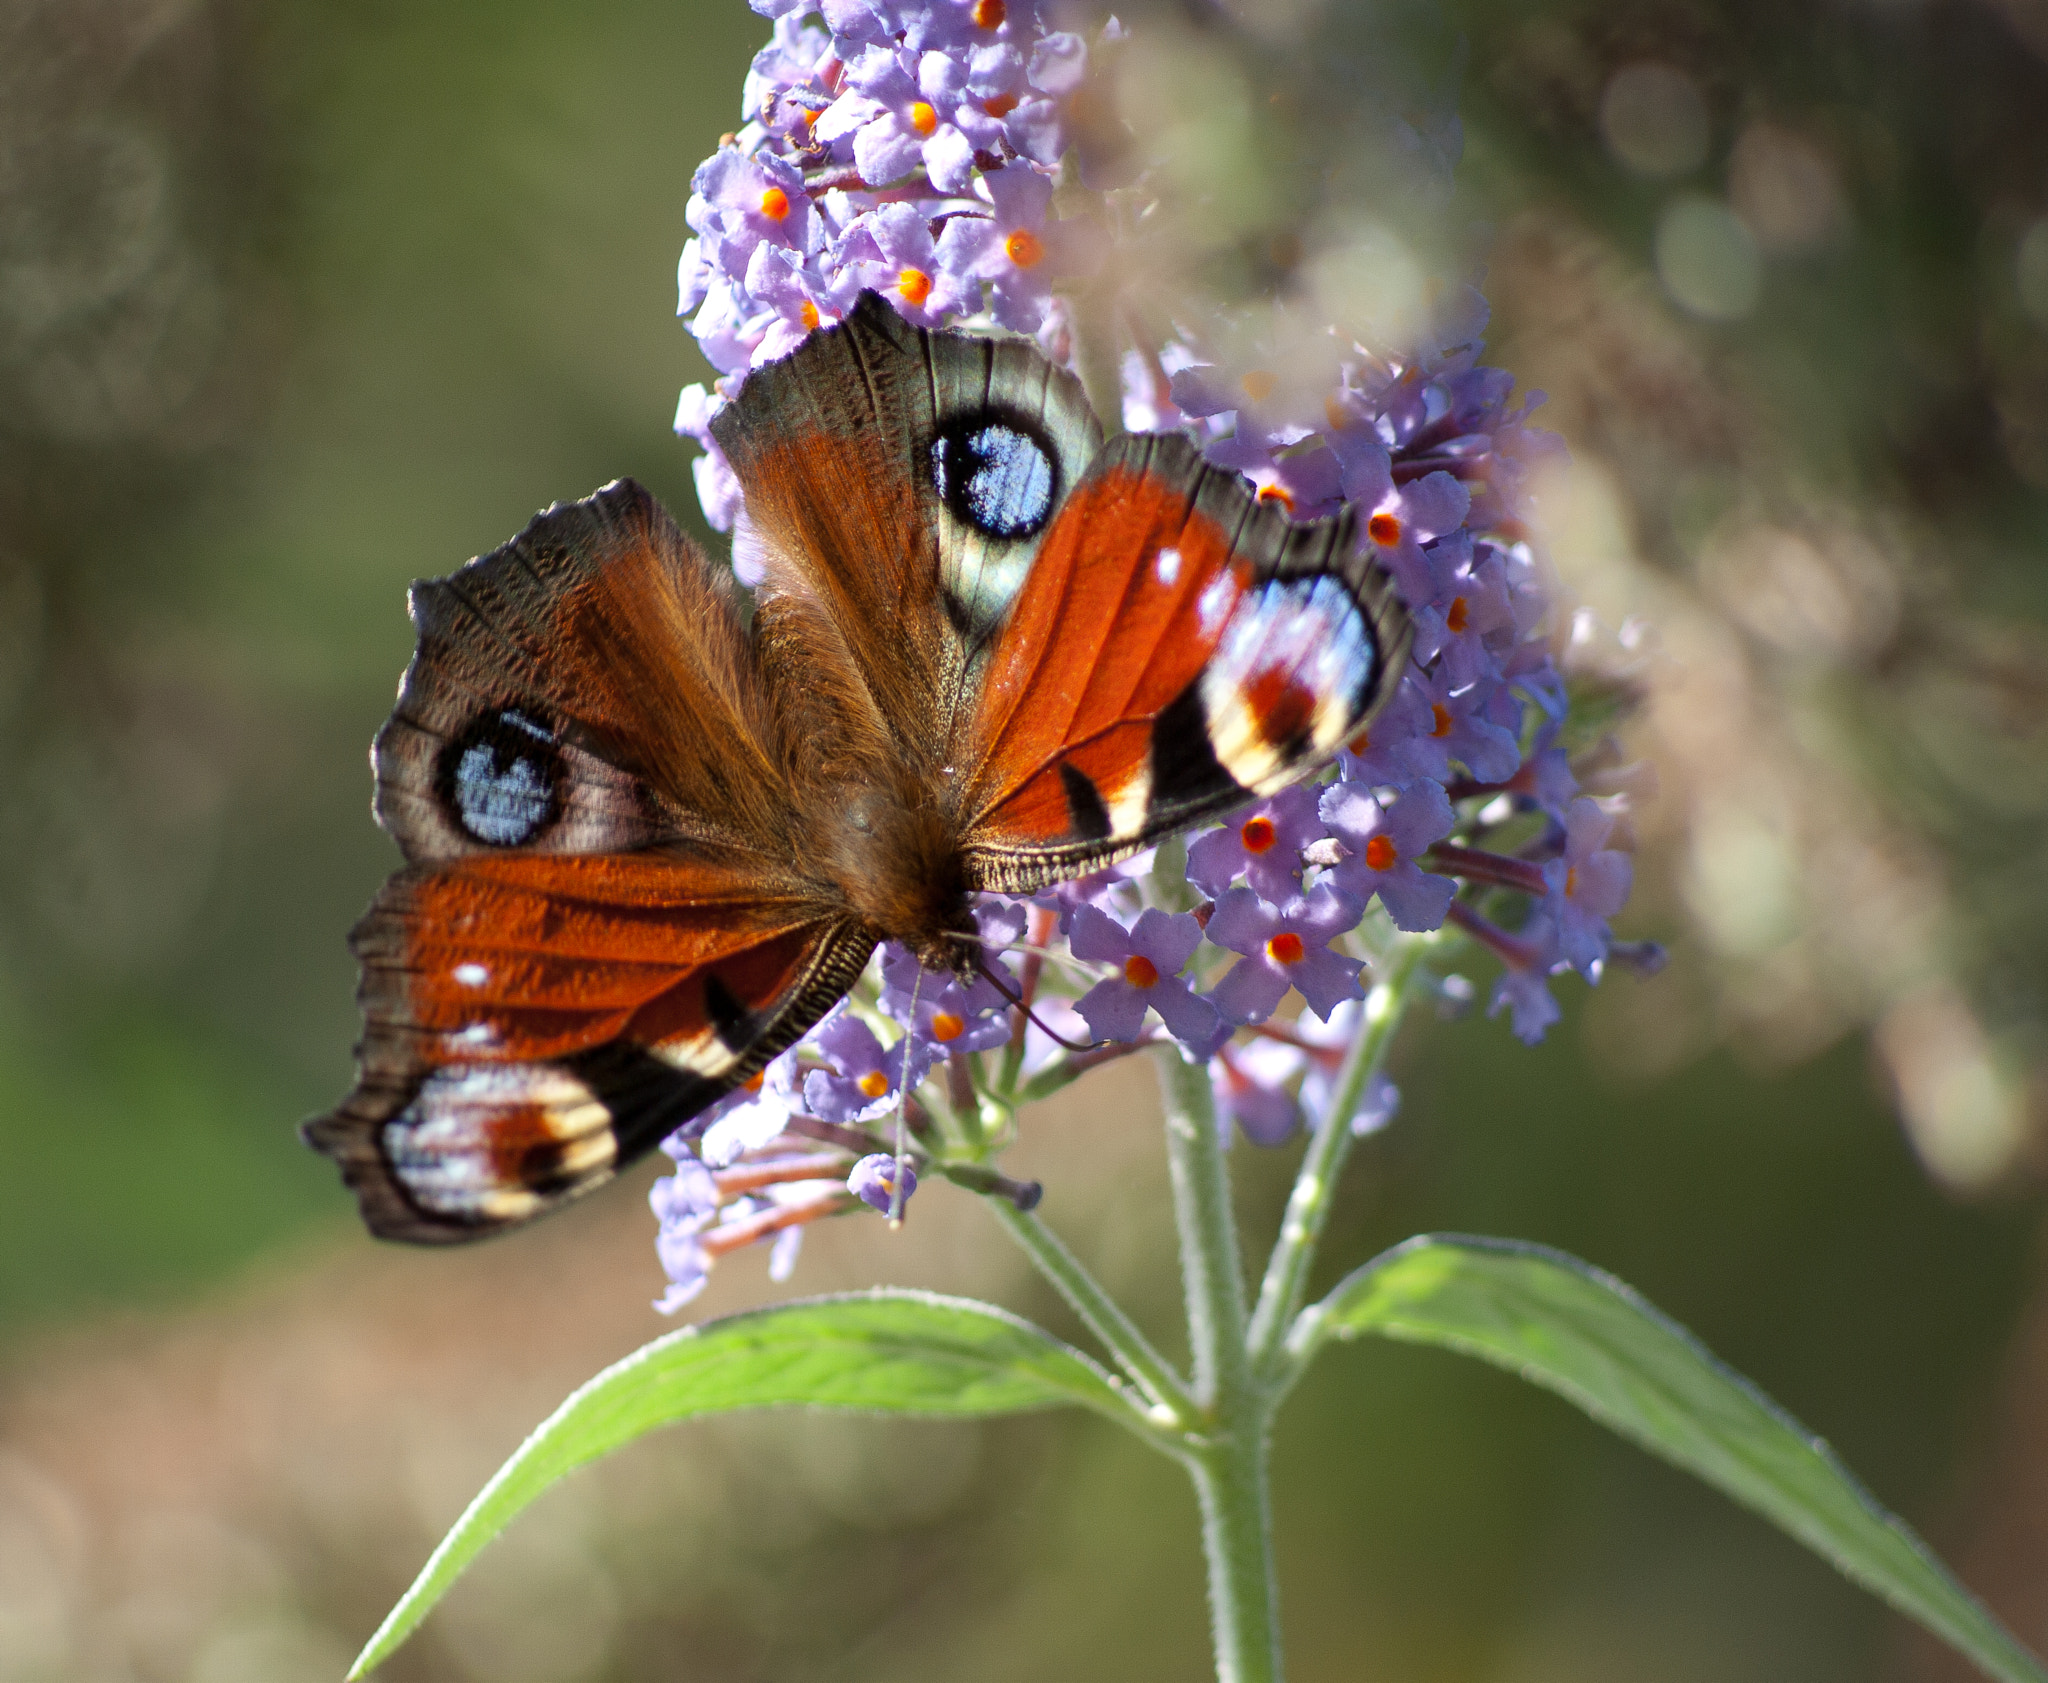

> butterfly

[{"left": 305, "top": 292, "right": 1413, "bottom": 1243}]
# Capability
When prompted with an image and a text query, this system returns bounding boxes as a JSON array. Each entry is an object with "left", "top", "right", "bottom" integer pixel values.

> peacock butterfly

[{"left": 305, "top": 292, "right": 1413, "bottom": 1243}]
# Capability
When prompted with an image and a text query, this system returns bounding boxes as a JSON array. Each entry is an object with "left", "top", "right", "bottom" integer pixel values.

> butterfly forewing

[
  {"left": 955, "top": 433, "right": 1412, "bottom": 889},
  {"left": 311, "top": 853, "right": 869, "bottom": 1243}
]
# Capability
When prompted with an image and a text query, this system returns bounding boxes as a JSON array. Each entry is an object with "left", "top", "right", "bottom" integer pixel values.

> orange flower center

[
  {"left": 1565, "top": 865, "right": 1579, "bottom": 898},
  {"left": 1324, "top": 394, "right": 1352, "bottom": 432},
  {"left": 1266, "top": 931, "right": 1306, "bottom": 966},
  {"left": 910, "top": 101, "right": 938, "bottom": 136},
  {"left": 897, "top": 268, "right": 933, "bottom": 305},
  {"left": 1256, "top": 483, "right": 1294, "bottom": 509},
  {"left": 743, "top": 1071, "right": 765, "bottom": 1093},
  {"left": 1005, "top": 227, "right": 1044, "bottom": 268},
  {"left": 1348, "top": 726, "right": 1372, "bottom": 754},
  {"left": 1446, "top": 595, "right": 1469, "bottom": 634},
  {"left": 1363, "top": 834, "right": 1398, "bottom": 872},
  {"left": 1430, "top": 703, "right": 1454, "bottom": 738},
  {"left": 800, "top": 299, "right": 820, "bottom": 330},
  {"left": 858, "top": 1070, "right": 890, "bottom": 1099},
  {"left": 1367, "top": 511, "right": 1402, "bottom": 546},
  {"left": 973, "top": 0, "right": 1006, "bottom": 25},
  {"left": 1123, "top": 955, "right": 1160, "bottom": 989},
  {"left": 982, "top": 91, "right": 1019, "bottom": 118},
  {"left": 758, "top": 186, "right": 791, "bottom": 221},
  {"left": 1240, "top": 815, "right": 1278, "bottom": 854},
  {"left": 931, "top": 1010, "right": 966, "bottom": 1042},
  {"left": 1240, "top": 369, "right": 1277, "bottom": 404}
]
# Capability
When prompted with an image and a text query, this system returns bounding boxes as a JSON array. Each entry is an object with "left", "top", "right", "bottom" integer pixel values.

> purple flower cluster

[
  {"left": 674, "top": 0, "right": 1097, "bottom": 531},
  {"left": 648, "top": 2, "right": 1657, "bottom": 1314}
]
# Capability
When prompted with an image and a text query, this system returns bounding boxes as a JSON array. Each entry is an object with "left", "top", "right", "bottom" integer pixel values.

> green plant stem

[
  {"left": 1245, "top": 936, "right": 1428, "bottom": 1385},
  {"left": 987, "top": 1200, "right": 1195, "bottom": 1425},
  {"left": 1182, "top": 1427, "right": 1281, "bottom": 1683},
  {"left": 1157, "top": 1044, "right": 1283, "bottom": 1683}
]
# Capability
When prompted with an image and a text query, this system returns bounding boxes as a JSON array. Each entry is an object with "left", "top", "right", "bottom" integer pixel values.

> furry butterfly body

[{"left": 307, "top": 293, "right": 1412, "bottom": 1243}]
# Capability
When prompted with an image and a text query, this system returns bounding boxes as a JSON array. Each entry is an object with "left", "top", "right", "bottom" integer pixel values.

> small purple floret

[{"left": 849, "top": 1152, "right": 918, "bottom": 1215}]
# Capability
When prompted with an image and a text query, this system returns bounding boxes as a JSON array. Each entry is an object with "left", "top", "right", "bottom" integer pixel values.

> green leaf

[
  {"left": 350, "top": 1289, "right": 1131, "bottom": 1677},
  {"left": 1299, "top": 1234, "right": 2045, "bottom": 1683}
]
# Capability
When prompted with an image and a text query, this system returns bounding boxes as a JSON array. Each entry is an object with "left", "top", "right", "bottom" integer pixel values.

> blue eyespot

[
  {"left": 931, "top": 415, "right": 1055, "bottom": 539},
  {"left": 441, "top": 708, "right": 561, "bottom": 846}
]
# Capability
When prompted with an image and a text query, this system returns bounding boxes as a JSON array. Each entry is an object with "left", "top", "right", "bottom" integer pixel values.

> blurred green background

[{"left": 3, "top": 1, "right": 2046, "bottom": 1679}]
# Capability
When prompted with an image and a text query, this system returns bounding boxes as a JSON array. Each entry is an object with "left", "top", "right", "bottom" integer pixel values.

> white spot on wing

[
  {"left": 454, "top": 963, "right": 489, "bottom": 988},
  {"left": 1109, "top": 769, "right": 1152, "bottom": 837},
  {"left": 1197, "top": 572, "right": 1237, "bottom": 637},
  {"left": 1154, "top": 546, "right": 1182, "bottom": 586},
  {"left": 652, "top": 1032, "right": 739, "bottom": 1078}
]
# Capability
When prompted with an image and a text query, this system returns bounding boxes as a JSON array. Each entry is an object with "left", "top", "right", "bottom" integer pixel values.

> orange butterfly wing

[
  {"left": 308, "top": 483, "right": 868, "bottom": 1243},
  {"left": 309, "top": 852, "right": 867, "bottom": 1242},
  {"left": 957, "top": 434, "right": 1412, "bottom": 889},
  {"left": 711, "top": 292, "right": 1102, "bottom": 780}
]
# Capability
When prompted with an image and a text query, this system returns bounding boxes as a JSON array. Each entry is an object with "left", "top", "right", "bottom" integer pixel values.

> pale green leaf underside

[
  {"left": 350, "top": 1289, "right": 1128, "bottom": 1678},
  {"left": 1305, "top": 1234, "right": 2045, "bottom": 1683}
]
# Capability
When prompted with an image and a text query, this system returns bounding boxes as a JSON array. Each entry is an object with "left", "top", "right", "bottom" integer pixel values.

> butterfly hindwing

[
  {"left": 711, "top": 291, "right": 1101, "bottom": 771},
  {"left": 955, "top": 432, "right": 1412, "bottom": 889},
  {"left": 372, "top": 477, "right": 789, "bottom": 865}
]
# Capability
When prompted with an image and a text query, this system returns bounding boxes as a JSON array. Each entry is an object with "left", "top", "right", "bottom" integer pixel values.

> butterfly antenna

[
  {"left": 971, "top": 952, "right": 1099, "bottom": 1052},
  {"left": 890, "top": 964, "right": 926, "bottom": 1228}
]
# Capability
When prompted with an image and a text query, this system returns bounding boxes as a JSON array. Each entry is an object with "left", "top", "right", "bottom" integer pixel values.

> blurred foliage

[{"left": 1, "top": 0, "right": 2047, "bottom": 1680}]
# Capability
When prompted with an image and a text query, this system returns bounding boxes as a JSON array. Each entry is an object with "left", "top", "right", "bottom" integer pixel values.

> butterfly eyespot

[
  {"left": 929, "top": 413, "right": 1056, "bottom": 539},
  {"left": 439, "top": 708, "right": 563, "bottom": 847}
]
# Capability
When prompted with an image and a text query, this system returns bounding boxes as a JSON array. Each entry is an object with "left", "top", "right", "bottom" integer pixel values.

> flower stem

[
  {"left": 1245, "top": 936, "right": 1429, "bottom": 1384},
  {"left": 1156, "top": 1044, "right": 1283, "bottom": 1683},
  {"left": 1181, "top": 1426, "right": 1282, "bottom": 1683},
  {"left": 987, "top": 1200, "right": 1195, "bottom": 1425}
]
